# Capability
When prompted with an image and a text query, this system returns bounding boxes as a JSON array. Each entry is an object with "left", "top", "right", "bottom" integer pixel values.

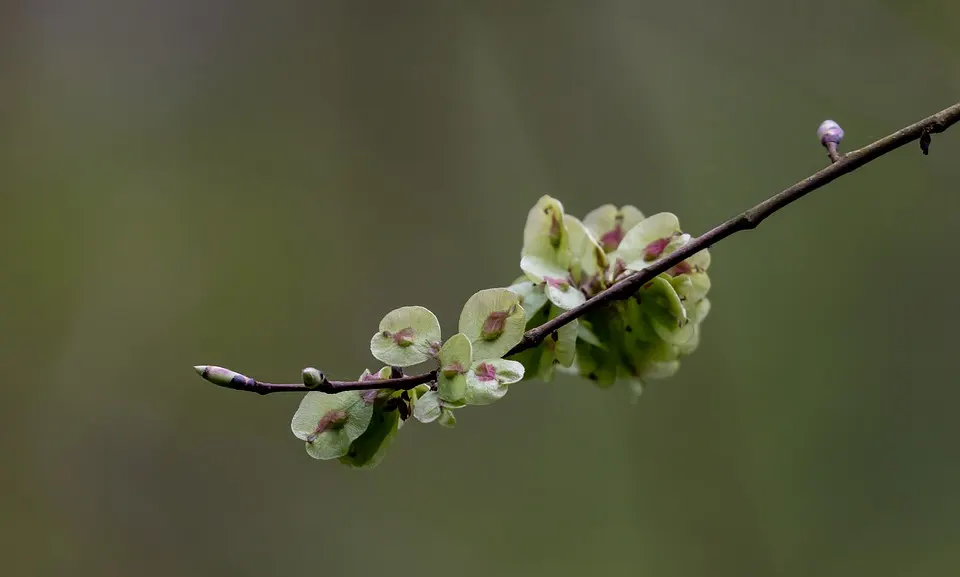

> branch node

[{"left": 825, "top": 142, "right": 842, "bottom": 163}]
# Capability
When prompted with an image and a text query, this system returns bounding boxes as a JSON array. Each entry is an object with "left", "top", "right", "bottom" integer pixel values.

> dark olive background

[{"left": 2, "top": 1, "right": 959, "bottom": 576}]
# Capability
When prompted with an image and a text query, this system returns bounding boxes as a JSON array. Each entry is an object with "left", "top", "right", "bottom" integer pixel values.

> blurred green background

[{"left": 2, "top": 1, "right": 959, "bottom": 576}]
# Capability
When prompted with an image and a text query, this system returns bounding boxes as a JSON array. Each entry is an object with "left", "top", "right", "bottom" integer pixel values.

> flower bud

[
  {"left": 817, "top": 120, "right": 844, "bottom": 145},
  {"left": 302, "top": 367, "right": 327, "bottom": 388},
  {"left": 194, "top": 365, "right": 254, "bottom": 388}
]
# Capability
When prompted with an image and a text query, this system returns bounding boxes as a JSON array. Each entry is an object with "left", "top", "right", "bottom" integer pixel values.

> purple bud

[{"left": 817, "top": 120, "right": 844, "bottom": 145}]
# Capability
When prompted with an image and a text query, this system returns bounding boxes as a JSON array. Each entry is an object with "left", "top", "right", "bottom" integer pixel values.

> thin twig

[
  {"left": 249, "top": 372, "right": 436, "bottom": 395},
  {"left": 201, "top": 101, "right": 960, "bottom": 396}
]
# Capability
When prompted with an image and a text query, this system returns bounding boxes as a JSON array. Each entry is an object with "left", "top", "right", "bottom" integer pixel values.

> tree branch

[
  {"left": 198, "top": 101, "right": 960, "bottom": 396},
  {"left": 194, "top": 364, "right": 438, "bottom": 395},
  {"left": 514, "top": 102, "right": 960, "bottom": 352}
]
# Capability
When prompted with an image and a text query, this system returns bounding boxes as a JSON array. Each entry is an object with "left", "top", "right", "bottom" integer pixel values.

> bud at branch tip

[
  {"left": 817, "top": 119, "right": 844, "bottom": 163},
  {"left": 194, "top": 365, "right": 254, "bottom": 388}
]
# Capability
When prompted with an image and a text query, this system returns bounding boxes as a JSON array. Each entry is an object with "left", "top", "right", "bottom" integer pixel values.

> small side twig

[
  {"left": 197, "top": 101, "right": 960, "bottom": 396},
  {"left": 194, "top": 364, "right": 437, "bottom": 396}
]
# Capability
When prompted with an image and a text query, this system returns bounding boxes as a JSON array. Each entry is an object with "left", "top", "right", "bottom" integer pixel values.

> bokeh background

[{"left": 2, "top": 1, "right": 959, "bottom": 576}]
